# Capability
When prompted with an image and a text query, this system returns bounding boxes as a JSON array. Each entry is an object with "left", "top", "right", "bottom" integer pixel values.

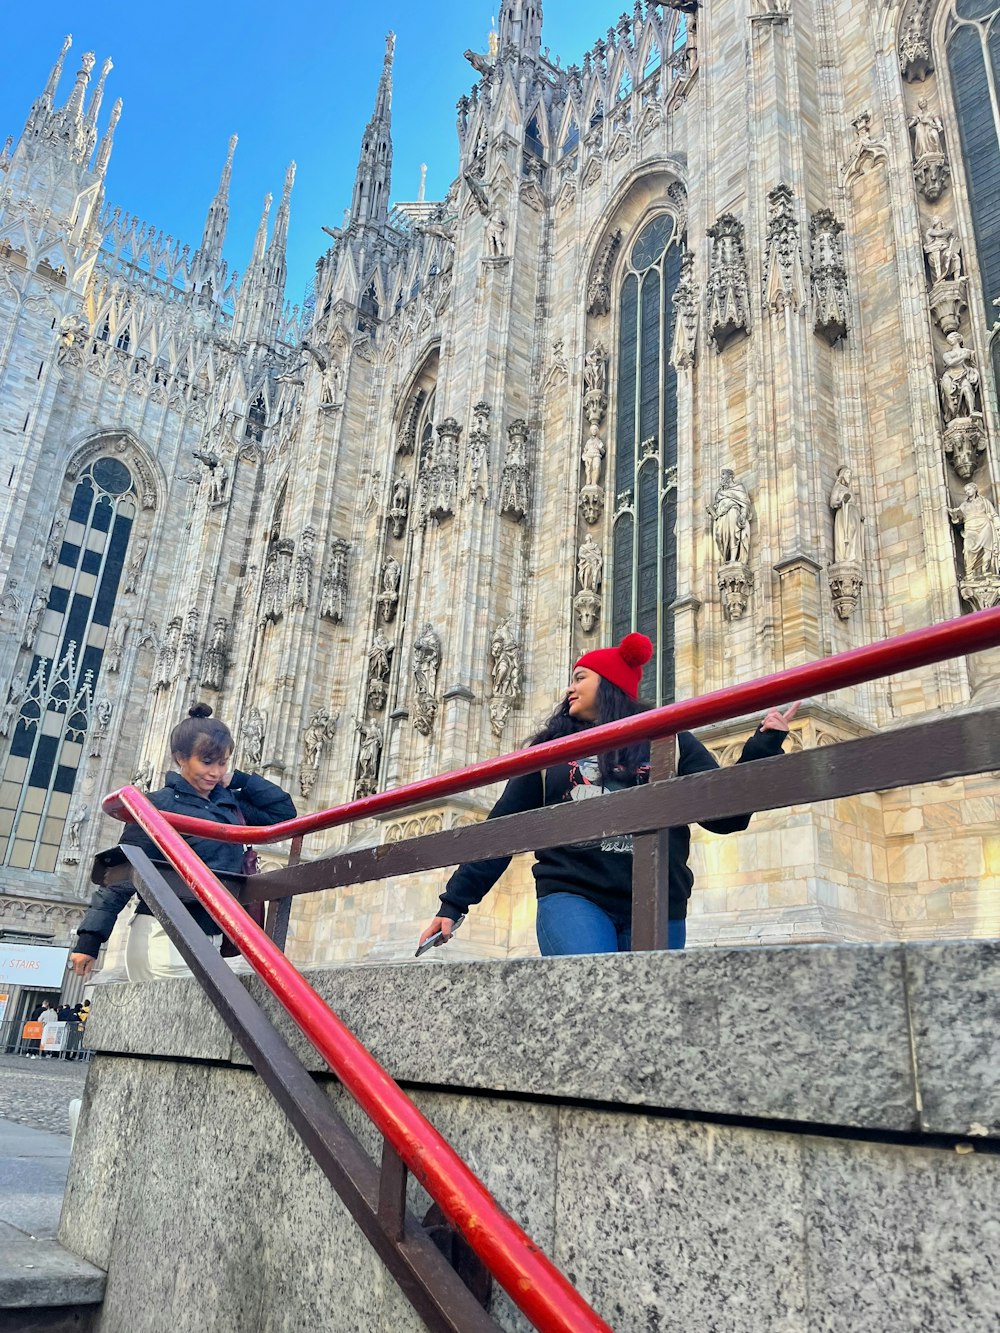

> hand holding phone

[{"left": 415, "top": 914, "right": 466, "bottom": 958}]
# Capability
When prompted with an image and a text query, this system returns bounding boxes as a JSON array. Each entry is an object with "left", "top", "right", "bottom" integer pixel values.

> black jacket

[
  {"left": 74, "top": 769, "right": 296, "bottom": 958},
  {"left": 439, "top": 727, "right": 786, "bottom": 924}
]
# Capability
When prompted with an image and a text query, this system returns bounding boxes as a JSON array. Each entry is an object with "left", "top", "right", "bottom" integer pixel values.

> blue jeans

[{"left": 535, "top": 892, "right": 687, "bottom": 956}]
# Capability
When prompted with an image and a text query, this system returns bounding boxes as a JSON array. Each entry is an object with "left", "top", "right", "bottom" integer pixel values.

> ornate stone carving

[
  {"left": 485, "top": 205, "right": 508, "bottom": 257},
  {"left": 899, "top": 4, "right": 933, "bottom": 82},
  {"left": 291, "top": 526, "right": 317, "bottom": 610},
  {"left": 466, "top": 402, "right": 491, "bottom": 502},
  {"left": 583, "top": 342, "right": 609, "bottom": 426},
  {"left": 1, "top": 671, "right": 25, "bottom": 738},
  {"left": 105, "top": 615, "right": 130, "bottom": 672},
  {"left": 299, "top": 707, "right": 338, "bottom": 798},
  {"left": 22, "top": 590, "right": 48, "bottom": 650},
  {"left": 426, "top": 417, "right": 461, "bottom": 521},
  {"left": 200, "top": 618, "right": 228, "bottom": 691},
  {"left": 396, "top": 389, "right": 426, "bottom": 455},
  {"left": 581, "top": 425, "right": 606, "bottom": 490},
  {"left": 939, "top": 332, "right": 982, "bottom": 423},
  {"left": 810, "top": 210, "right": 849, "bottom": 345},
  {"left": 355, "top": 717, "right": 383, "bottom": 797},
  {"left": 580, "top": 486, "right": 604, "bottom": 527},
  {"left": 943, "top": 416, "right": 987, "bottom": 481},
  {"left": 587, "top": 228, "right": 622, "bottom": 316},
  {"left": 260, "top": 539, "right": 294, "bottom": 625},
  {"left": 388, "top": 475, "right": 411, "bottom": 537},
  {"left": 671, "top": 251, "right": 699, "bottom": 370},
  {"left": 89, "top": 697, "right": 113, "bottom": 757},
  {"left": 240, "top": 706, "right": 266, "bottom": 771},
  {"left": 124, "top": 536, "right": 148, "bottom": 594},
  {"left": 320, "top": 539, "right": 350, "bottom": 623},
  {"left": 499, "top": 419, "right": 530, "bottom": 521},
  {"left": 948, "top": 483, "right": 1000, "bottom": 610},
  {"left": 718, "top": 564, "right": 753, "bottom": 620},
  {"left": 830, "top": 466, "right": 864, "bottom": 565},
  {"left": 175, "top": 607, "right": 199, "bottom": 683},
  {"left": 828, "top": 562, "right": 864, "bottom": 621},
  {"left": 763, "top": 184, "right": 804, "bottom": 315},
  {"left": 366, "top": 629, "right": 394, "bottom": 712},
  {"left": 411, "top": 622, "right": 442, "bottom": 736},
  {"left": 706, "top": 214, "right": 751, "bottom": 352},
  {"left": 56, "top": 313, "right": 89, "bottom": 368},
  {"left": 130, "top": 758, "right": 153, "bottom": 793},
  {"left": 924, "top": 219, "right": 963, "bottom": 285},
  {"left": 844, "top": 110, "right": 889, "bottom": 182},
  {"left": 0, "top": 579, "right": 22, "bottom": 623},
  {"left": 489, "top": 617, "right": 522, "bottom": 739},
  {"left": 378, "top": 556, "right": 401, "bottom": 623},
  {"left": 44, "top": 517, "right": 65, "bottom": 568},
  {"left": 577, "top": 533, "right": 604, "bottom": 593},
  {"left": 910, "top": 97, "right": 950, "bottom": 201},
  {"left": 573, "top": 589, "right": 601, "bottom": 634}
]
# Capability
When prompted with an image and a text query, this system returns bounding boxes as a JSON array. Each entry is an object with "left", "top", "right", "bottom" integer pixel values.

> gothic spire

[
  {"left": 87, "top": 58, "right": 113, "bottom": 132},
  {"left": 198, "top": 134, "right": 238, "bottom": 267},
  {"left": 268, "top": 161, "right": 295, "bottom": 261},
  {"left": 350, "top": 32, "right": 395, "bottom": 227},
  {"left": 233, "top": 192, "right": 272, "bottom": 345},
  {"left": 95, "top": 98, "right": 122, "bottom": 176},
  {"left": 497, "top": 2, "right": 543, "bottom": 58},
  {"left": 62, "top": 51, "right": 96, "bottom": 128},
  {"left": 43, "top": 34, "right": 73, "bottom": 105}
]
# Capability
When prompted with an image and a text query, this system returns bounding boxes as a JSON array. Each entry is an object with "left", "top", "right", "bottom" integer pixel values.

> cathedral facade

[{"left": 1, "top": 0, "right": 999, "bottom": 970}]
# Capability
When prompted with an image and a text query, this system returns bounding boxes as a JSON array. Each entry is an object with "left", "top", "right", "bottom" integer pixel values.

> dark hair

[
  {"left": 169, "top": 703, "right": 234, "bottom": 765},
  {"left": 529, "top": 677, "right": 652, "bottom": 786}
]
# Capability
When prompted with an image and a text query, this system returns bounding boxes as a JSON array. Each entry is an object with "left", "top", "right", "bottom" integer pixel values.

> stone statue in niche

[
  {"left": 486, "top": 205, "right": 508, "bottom": 257},
  {"left": 22, "top": 591, "right": 48, "bottom": 650},
  {"left": 200, "top": 618, "right": 228, "bottom": 691},
  {"left": 829, "top": 466, "right": 864, "bottom": 565},
  {"left": 355, "top": 717, "right": 384, "bottom": 796},
  {"left": 241, "top": 706, "right": 266, "bottom": 771},
  {"left": 909, "top": 97, "right": 950, "bottom": 201},
  {"left": 64, "top": 804, "right": 90, "bottom": 864},
  {"left": 581, "top": 426, "right": 606, "bottom": 489},
  {"left": 366, "top": 629, "right": 394, "bottom": 711},
  {"left": 923, "top": 219, "right": 963, "bottom": 285},
  {"left": 175, "top": 608, "right": 199, "bottom": 683},
  {"left": 378, "top": 556, "right": 401, "bottom": 623},
  {"left": 57, "top": 313, "right": 89, "bottom": 367},
  {"left": 106, "top": 615, "right": 131, "bottom": 672},
  {"left": 948, "top": 483, "right": 1000, "bottom": 579},
  {"left": 290, "top": 526, "right": 317, "bottom": 610},
  {"left": 259, "top": 539, "right": 294, "bottom": 625},
  {"left": 499, "top": 419, "right": 530, "bottom": 522},
  {"left": 708, "top": 469, "right": 753, "bottom": 566},
  {"left": 577, "top": 534, "right": 604, "bottom": 593},
  {"left": 0, "top": 671, "right": 25, "bottom": 738},
  {"left": 411, "top": 623, "right": 442, "bottom": 737},
  {"left": 319, "top": 539, "right": 350, "bottom": 623},
  {"left": 124, "top": 537, "right": 148, "bottom": 594},
  {"left": 44, "top": 518, "right": 65, "bottom": 568},
  {"left": 388, "top": 476, "right": 410, "bottom": 538},
  {"left": 299, "top": 708, "right": 338, "bottom": 798},
  {"left": 152, "top": 617, "right": 181, "bottom": 690},
  {"left": 828, "top": 466, "right": 865, "bottom": 621},
  {"left": 490, "top": 618, "right": 522, "bottom": 701},
  {"left": 939, "top": 333, "right": 981, "bottom": 422},
  {"left": 89, "top": 698, "right": 113, "bottom": 758},
  {"left": 131, "top": 758, "right": 154, "bottom": 793}
]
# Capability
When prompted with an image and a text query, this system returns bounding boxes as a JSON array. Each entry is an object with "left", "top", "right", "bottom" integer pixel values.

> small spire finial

[
  {"left": 95, "top": 97, "right": 122, "bottom": 175},
  {"left": 418, "top": 164, "right": 427, "bottom": 201}
]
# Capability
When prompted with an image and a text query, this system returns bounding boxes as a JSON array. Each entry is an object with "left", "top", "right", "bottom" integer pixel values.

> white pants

[{"left": 125, "top": 915, "right": 221, "bottom": 983}]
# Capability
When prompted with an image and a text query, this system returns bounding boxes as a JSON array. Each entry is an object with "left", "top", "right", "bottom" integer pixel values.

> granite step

[{"left": 0, "top": 1220, "right": 105, "bottom": 1328}]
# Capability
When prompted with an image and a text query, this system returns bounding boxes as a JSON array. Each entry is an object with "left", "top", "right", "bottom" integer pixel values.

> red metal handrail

[
  {"left": 114, "top": 787, "right": 614, "bottom": 1333},
  {"left": 104, "top": 606, "right": 1000, "bottom": 842}
]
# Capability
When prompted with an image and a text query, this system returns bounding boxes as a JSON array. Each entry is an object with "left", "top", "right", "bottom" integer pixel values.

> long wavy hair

[{"left": 528, "top": 678, "right": 652, "bottom": 786}]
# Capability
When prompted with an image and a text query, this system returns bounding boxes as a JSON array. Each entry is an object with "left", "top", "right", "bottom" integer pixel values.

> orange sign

[{"left": 22, "top": 1021, "right": 43, "bottom": 1040}]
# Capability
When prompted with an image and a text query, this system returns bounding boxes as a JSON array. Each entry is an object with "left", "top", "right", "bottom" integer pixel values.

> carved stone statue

[
  {"left": 56, "top": 313, "right": 89, "bottom": 367},
  {"left": 241, "top": 706, "right": 266, "bottom": 771},
  {"left": 64, "top": 804, "right": 90, "bottom": 863},
  {"left": 709, "top": 469, "right": 753, "bottom": 565},
  {"left": 23, "top": 591, "right": 48, "bottom": 650},
  {"left": 0, "top": 671, "right": 25, "bottom": 738},
  {"left": 378, "top": 556, "right": 402, "bottom": 623},
  {"left": 584, "top": 346, "right": 608, "bottom": 398},
  {"left": 577, "top": 534, "right": 604, "bottom": 593},
  {"left": 201, "top": 618, "right": 228, "bottom": 691},
  {"left": 106, "top": 615, "right": 131, "bottom": 673},
  {"left": 291, "top": 526, "right": 317, "bottom": 610},
  {"left": 124, "top": 537, "right": 149, "bottom": 594},
  {"left": 412, "top": 623, "right": 442, "bottom": 700},
  {"left": 355, "top": 717, "right": 383, "bottom": 795},
  {"left": 299, "top": 707, "right": 338, "bottom": 797},
  {"left": 131, "top": 758, "right": 154, "bottom": 793},
  {"left": 368, "top": 629, "right": 394, "bottom": 681},
  {"left": 320, "top": 539, "right": 350, "bottom": 623},
  {"left": 909, "top": 96, "right": 944, "bottom": 159},
  {"left": 923, "top": 219, "right": 963, "bottom": 284},
  {"left": 260, "top": 540, "right": 294, "bottom": 625},
  {"left": 499, "top": 419, "right": 530, "bottom": 521},
  {"left": 581, "top": 425, "right": 606, "bottom": 490},
  {"left": 388, "top": 476, "right": 410, "bottom": 538},
  {"left": 44, "top": 518, "right": 65, "bottom": 568},
  {"left": 152, "top": 617, "right": 181, "bottom": 691},
  {"left": 948, "top": 483, "right": 1000, "bottom": 579},
  {"left": 490, "top": 619, "right": 521, "bottom": 700},
  {"left": 830, "top": 466, "right": 864, "bottom": 565},
  {"left": 89, "top": 698, "right": 113, "bottom": 757},
  {"left": 486, "top": 205, "right": 508, "bottom": 257},
  {"left": 0, "top": 579, "right": 22, "bottom": 622},
  {"left": 939, "top": 332, "right": 981, "bottom": 422}
]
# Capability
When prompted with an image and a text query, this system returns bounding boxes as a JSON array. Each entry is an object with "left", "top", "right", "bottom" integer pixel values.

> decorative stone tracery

[{"left": 705, "top": 213, "right": 751, "bottom": 352}]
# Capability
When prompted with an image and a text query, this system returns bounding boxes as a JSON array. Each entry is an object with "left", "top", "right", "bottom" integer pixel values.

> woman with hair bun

[
  {"left": 418, "top": 634, "right": 798, "bottom": 956},
  {"left": 69, "top": 704, "right": 296, "bottom": 983}
]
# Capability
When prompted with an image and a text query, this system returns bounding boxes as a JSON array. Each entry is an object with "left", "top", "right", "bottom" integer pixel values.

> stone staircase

[{"left": 0, "top": 1221, "right": 104, "bottom": 1331}]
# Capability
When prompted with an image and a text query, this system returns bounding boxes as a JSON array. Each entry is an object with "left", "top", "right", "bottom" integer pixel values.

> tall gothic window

[
  {"left": 612, "top": 212, "right": 682, "bottom": 705},
  {"left": 944, "top": 1, "right": 1000, "bottom": 390},
  {"left": 0, "top": 456, "right": 137, "bottom": 871}
]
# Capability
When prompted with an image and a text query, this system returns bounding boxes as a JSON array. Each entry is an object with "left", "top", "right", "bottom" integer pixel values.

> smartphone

[{"left": 414, "top": 914, "right": 466, "bottom": 958}]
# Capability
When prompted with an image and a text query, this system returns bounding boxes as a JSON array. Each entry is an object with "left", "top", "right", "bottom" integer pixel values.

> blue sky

[{"left": 1, "top": 2, "right": 622, "bottom": 305}]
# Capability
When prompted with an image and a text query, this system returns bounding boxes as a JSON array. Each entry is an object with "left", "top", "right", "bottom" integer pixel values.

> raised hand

[{"left": 761, "top": 701, "right": 801, "bottom": 733}]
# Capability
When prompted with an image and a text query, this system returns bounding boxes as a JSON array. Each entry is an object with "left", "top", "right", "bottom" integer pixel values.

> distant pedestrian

[{"left": 38, "top": 1000, "right": 58, "bottom": 1058}]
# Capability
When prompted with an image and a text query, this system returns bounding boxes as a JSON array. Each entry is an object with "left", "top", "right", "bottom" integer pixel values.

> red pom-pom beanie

[{"left": 574, "top": 632, "right": 654, "bottom": 700}]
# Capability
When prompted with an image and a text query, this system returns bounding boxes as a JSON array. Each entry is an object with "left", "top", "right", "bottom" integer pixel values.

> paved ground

[
  {"left": 0, "top": 1117, "right": 72, "bottom": 1240},
  {"left": 0, "top": 1053, "right": 88, "bottom": 1136}
]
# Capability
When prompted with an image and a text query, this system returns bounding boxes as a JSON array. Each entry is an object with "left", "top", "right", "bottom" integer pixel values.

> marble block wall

[{"left": 63, "top": 942, "right": 1000, "bottom": 1332}]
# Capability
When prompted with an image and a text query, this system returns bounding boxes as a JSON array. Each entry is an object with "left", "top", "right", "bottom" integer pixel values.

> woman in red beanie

[{"left": 418, "top": 632, "right": 797, "bottom": 955}]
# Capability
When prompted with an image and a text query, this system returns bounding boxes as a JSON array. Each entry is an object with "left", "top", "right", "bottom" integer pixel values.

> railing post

[
  {"left": 631, "top": 736, "right": 676, "bottom": 952},
  {"left": 378, "top": 1140, "right": 409, "bottom": 1244},
  {"left": 265, "top": 834, "right": 302, "bottom": 951}
]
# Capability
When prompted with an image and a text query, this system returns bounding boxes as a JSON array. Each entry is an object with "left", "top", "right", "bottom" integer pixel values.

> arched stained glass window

[
  {"left": 612, "top": 212, "right": 682, "bottom": 705},
  {"left": 0, "top": 456, "right": 139, "bottom": 871},
  {"left": 944, "top": 1, "right": 1000, "bottom": 390}
]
